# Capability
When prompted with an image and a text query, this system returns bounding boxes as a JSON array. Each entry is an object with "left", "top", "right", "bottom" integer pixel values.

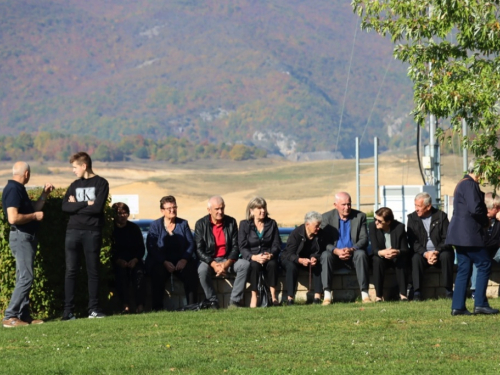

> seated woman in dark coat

[
  {"left": 280, "top": 211, "right": 327, "bottom": 305},
  {"left": 369, "top": 207, "right": 410, "bottom": 302},
  {"left": 146, "top": 195, "right": 198, "bottom": 311},
  {"left": 238, "top": 197, "right": 281, "bottom": 307},
  {"left": 112, "top": 202, "right": 146, "bottom": 314}
]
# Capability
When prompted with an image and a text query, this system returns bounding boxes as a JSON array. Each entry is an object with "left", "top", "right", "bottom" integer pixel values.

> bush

[{"left": 0, "top": 187, "right": 114, "bottom": 319}]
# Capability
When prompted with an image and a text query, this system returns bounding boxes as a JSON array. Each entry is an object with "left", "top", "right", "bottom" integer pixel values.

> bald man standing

[{"left": 2, "top": 161, "right": 54, "bottom": 328}]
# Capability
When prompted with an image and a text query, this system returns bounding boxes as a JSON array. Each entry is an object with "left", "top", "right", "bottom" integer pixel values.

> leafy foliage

[
  {"left": 0, "top": 188, "right": 114, "bottom": 318},
  {"left": 352, "top": 0, "right": 500, "bottom": 188}
]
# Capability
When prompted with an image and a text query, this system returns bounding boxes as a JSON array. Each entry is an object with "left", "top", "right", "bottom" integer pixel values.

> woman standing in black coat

[
  {"left": 369, "top": 207, "right": 410, "bottom": 302},
  {"left": 238, "top": 197, "right": 281, "bottom": 307}
]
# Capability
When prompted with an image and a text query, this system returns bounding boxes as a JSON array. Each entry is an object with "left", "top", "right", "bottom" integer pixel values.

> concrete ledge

[{"left": 121, "top": 264, "right": 500, "bottom": 310}]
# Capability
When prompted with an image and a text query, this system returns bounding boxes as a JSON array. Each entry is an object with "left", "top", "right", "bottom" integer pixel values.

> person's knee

[
  {"left": 321, "top": 250, "right": 334, "bottom": 263},
  {"left": 353, "top": 250, "right": 368, "bottom": 262},
  {"left": 237, "top": 259, "right": 250, "bottom": 271},
  {"left": 250, "top": 261, "right": 261, "bottom": 272},
  {"left": 412, "top": 253, "right": 423, "bottom": 267},
  {"left": 439, "top": 251, "right": 454, "bottom": 263},
  {"left": 198, "top": 262, "right": 210, "bottom": 277}
]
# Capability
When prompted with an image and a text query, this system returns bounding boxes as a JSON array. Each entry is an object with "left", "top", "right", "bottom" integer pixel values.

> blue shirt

[{"left": 337, "top": 218, "right": 353, "bottom": 248}]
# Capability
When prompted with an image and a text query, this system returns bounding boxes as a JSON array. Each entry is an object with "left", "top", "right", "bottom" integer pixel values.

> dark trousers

[
  {"left": 64, "top": 229, "right": 102, "bottom": 314},
  {"left": 372, "top": 255, "right": 407, "bottom": 298},
  {"left": 150, "top": 260, "right": 198, "bottom": 311},
  {"left": 412, "top": 251, "right": 454, "bottom": 292},
  {"left": 114, "top": 261, "right": 146, "bottom": 307},
  {"left": 282, "top": 259, "right": 322, "bottom": 299},
  {"left": 249, "top": 259, "right": 278, "bottom": 291},
  {"left": 452, "top": 246, "right": 491, "bottom": 310}
]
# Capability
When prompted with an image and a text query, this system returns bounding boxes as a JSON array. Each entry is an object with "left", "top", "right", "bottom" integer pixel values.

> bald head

[
  {"left": 13, "top": 161, "right": 29, "bottom": 176},
  {"left": 335, "top": 192, "right": 351, "bottom": 203},
  {"left": 334, "top": 191, "right": 352, "bottom": 220},
  {"left": 12, "top": 161, "right": 30, "bottom": 185}
]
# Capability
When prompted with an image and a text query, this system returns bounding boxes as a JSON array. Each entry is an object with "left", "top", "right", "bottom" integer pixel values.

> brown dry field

[{"left": 0, "top": 153, "right": 468, "bottom": 226}]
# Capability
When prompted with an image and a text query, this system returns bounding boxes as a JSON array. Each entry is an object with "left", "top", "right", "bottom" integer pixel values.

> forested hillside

[{"left": 0, "top": 0, "right": 416, "bottom": 160}]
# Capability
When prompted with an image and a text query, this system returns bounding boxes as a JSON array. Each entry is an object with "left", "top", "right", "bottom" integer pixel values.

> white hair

[
  {"left": 304, "top": 211, "right": 322, "bottom": 224},
  {"left": 207, "top": 195, "right": 224, "bottom": 209}
]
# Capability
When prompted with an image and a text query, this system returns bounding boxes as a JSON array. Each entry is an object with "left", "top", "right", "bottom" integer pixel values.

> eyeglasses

[
  {"left": 162, "top": 206, "right": 178, "bottom": 211},
  {"left": 374, "top": 218, "right": 384, "bottom": 224},
  {"left": 116, "top": 211, "right": 129, "bottom": 216}
]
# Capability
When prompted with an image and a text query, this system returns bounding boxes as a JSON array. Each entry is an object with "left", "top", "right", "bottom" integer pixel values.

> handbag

[{"left": 257, "top": 272, "right": 271, "bottom": 307}]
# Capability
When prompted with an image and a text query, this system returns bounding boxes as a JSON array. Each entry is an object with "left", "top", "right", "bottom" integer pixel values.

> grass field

[{"left": 1, "top": 298, "right": 499, "bottom": 374}]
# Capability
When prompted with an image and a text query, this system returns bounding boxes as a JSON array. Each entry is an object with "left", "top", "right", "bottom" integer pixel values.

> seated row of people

[{"left": 110, "top": 190, "right": 500, "bottom": 311}]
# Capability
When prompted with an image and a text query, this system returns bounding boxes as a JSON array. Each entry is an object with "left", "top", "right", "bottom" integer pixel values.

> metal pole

[
  {"left": 374, "top": 137, "right": 379, "bottom": 211},
  {"left": 356, "top": 137, "right": 360, "bottom": 210},
  {"left": 435, "top": 142, "right": 441, "bottom": 207},
  {"left": 462, "top": 118, "right": 468, "bottom": 172}
]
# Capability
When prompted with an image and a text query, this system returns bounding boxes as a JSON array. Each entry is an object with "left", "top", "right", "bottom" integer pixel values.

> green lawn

[{"left": 1, "top": 299, "right": 499, "bottom": 374}]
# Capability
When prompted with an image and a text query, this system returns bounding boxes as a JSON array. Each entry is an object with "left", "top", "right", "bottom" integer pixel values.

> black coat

[
  {"left": 407, "top": 207, "right": 453, "bottom": 256},
  {"left": 238, "top": 218, "right": 281, "bottom": 261},
  {"left": 194, "top": 214, "right": 239, "bottom": 264},
  {"left": 446, "top": 174, "right": 488, "bottom": 247},
  {"left": 369, "top": 220, "right": 409, "bottom": 258},
  {"left": 281, "top": 224, "right": 326, "bottom": 263}
]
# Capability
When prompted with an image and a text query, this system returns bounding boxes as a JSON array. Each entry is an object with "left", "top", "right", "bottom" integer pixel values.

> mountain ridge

[{"left": 0, "top": 0, "right": 417, "bottom": 158}]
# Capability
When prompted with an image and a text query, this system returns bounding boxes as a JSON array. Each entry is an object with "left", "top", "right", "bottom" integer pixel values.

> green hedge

[{"left": 0, "top": 187, "right": 114, "bottom": 319}]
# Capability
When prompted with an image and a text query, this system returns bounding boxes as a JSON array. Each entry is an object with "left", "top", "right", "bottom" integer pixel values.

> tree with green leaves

[{"left": 352, "top": 0, "right": 500, "bottom": 188}]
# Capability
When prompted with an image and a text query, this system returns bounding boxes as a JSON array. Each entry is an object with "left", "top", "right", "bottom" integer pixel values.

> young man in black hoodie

[{"left": 62, "top": 152, "right": 109, "bottom": 320}]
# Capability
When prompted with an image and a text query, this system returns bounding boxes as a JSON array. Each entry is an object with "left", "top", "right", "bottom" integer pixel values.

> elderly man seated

[
  {"left": 407, "top": 192, "right": 454, "bottom": 301},
  {"left": 195, "top": 196, "right": 250, "bottom": 309},
  {"left": 321, "top": 192, "right": 371, "bottom": 303}
]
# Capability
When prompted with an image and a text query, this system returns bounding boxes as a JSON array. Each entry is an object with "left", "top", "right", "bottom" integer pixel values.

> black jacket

[
  {"left": 407, "top": 207, "right": 453, "bottom": 256},
  {"left": 238, "top": 218, "right": 281, "bottom": 261},
  {"left": 484, "top": 219, "right": 500, "bottom": 253},
  {"left": 281, "top": 224, "right": 326, "bottom": 263},
  {"left": 369, "top": 220, "right": 409, "bottom": 258},
  {"left": 194, "top": 214, "right": 239, "bottom": 264}
]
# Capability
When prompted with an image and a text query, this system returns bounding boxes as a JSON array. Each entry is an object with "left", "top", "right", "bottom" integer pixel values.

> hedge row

[{"left": 0, "top": 188, "right": 115, "bottom": 319}]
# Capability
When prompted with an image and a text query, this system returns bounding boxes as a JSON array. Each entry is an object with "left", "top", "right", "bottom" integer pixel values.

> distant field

[{"left": 0, "top": 154, "right": 466, "bottom": 226}]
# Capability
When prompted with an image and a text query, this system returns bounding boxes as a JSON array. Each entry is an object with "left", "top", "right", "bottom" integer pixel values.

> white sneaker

[{"left": 88, "top": 311, "right": 106, "bottom": 319}]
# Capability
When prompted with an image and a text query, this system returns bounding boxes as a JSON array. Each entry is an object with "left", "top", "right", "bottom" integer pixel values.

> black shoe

[
  {"left": 407, "top": 285, "right": 414, "bottom": 300},
  {"left": 209, "top": 301, "right": 220, "bottom": 310},
  {"left": 451, "top": 309, "right": 472, "bottom": 316},
  {"left": 287, "top": 299, "right": 294, "bottom": 306},
  {"left": 61, "top": 312, "right": 76, "bottom": 321},
  {"left": 446, "top": 290, "right": 454, "bottom": 299},
  {"left": 313, "top": 298, "right": 321, "bottom": 305},
  {"left": 474, "top": 306, "right": 499, "bottom": 315},
  {"left": 413, "top": 292, "right": 422, "bottom": 302}
]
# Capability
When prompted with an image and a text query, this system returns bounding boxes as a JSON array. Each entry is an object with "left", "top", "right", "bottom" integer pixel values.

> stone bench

[{"left": 114, "top": 264, "right": 500, "bottom": 311}]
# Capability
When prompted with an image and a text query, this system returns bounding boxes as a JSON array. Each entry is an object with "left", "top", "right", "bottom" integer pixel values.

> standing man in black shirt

[
  {"left": 2, "top": 161, "right": 54, "bottom": 328},
  {"left": 62, "top": 152, "right": 109, "bottom": 320}
]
